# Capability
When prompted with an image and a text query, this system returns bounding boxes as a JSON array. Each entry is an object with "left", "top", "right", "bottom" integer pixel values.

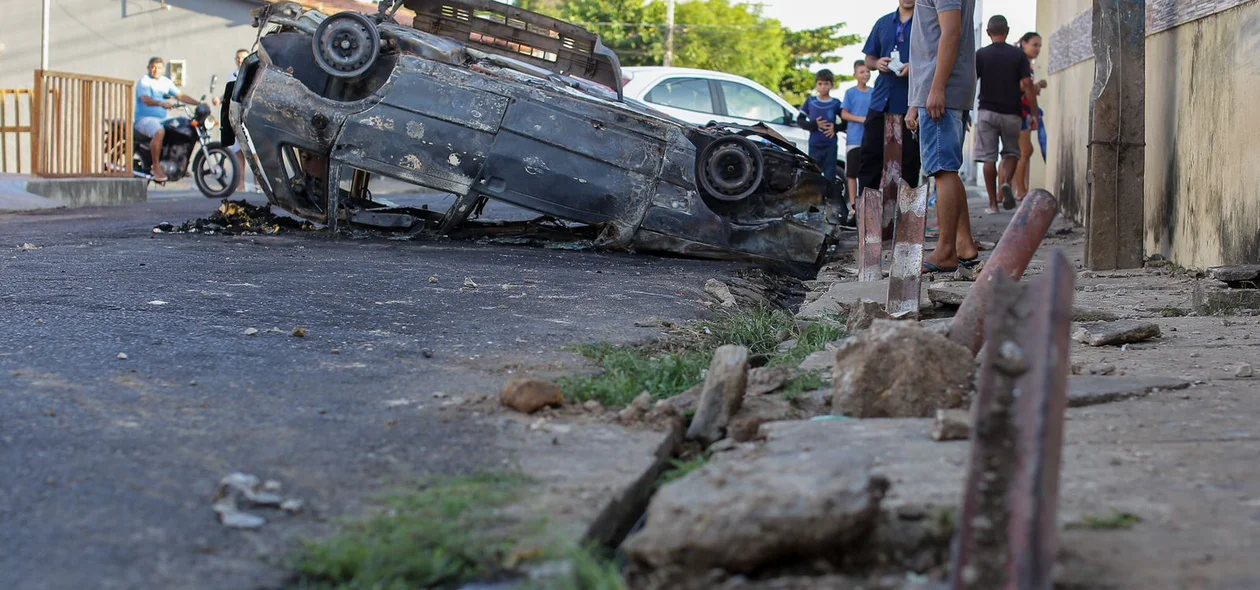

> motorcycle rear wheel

[{"left": 192, "top": 144, "right": 240, "bottom": 199}]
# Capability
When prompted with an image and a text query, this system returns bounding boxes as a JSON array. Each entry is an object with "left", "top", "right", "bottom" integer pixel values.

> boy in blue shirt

[
  {"left": 841, "top": 60, "right": 872, "bottom": 227},
  {"left": 797, "top": 69, "right": 845, "bottom": 221}
]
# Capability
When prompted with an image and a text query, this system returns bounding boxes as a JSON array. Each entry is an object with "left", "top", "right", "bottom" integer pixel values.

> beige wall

[{"left": 1040, "top": 0, "right": 1260, "bottom": 267}]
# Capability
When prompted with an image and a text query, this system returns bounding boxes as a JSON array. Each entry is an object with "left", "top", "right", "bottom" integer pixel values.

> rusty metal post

[
  {"left": 948, "top": 189, "right": 1059, "bottom": 354},
  {"left": 948, "top": 273, "right": 1025, "bottom": 590},
  {"left": 887, "top": 180, "right": 928, "bottom": 317},
  {"left": 1006, "top": 251, "right": 1075, "bottom": 589},
  {"left": 857, "top": 186, "right": 883, "bottom": 281},
  {"left": 1086, "top": 0, "right": 1145, "bottom": 270},
  {"left": 880, "top": 114, "right": 905, "bottom": 240}
]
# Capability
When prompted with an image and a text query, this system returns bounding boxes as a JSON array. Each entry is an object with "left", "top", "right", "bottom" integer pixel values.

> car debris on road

[{"left": 226, "top": 0, "right": 845, "bottom": 277}]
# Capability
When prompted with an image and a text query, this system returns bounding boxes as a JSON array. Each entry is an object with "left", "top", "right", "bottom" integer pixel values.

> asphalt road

[{"left": 0, "top": 195, "right": 748, "bottom": 590}]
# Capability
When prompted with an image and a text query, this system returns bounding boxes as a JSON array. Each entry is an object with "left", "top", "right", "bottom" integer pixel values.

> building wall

[
  {"left": 0, "top": 0, "right": 261, "bottom": 100},
  {"left": 1040, "top": 0, "right": 1260, "bottom": 268}
]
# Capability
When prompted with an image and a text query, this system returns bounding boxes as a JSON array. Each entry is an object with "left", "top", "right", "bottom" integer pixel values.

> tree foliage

[{"left": 515, "top": 0, "right": 862, "bottom": 104}]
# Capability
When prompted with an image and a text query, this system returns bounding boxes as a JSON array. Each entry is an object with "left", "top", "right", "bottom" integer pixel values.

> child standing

[
  {"left": 797, "top": 69, "right": 844, "bottom": 218},
  {"left": 841, "top": 61, "right": 873, "bottom": 228}
]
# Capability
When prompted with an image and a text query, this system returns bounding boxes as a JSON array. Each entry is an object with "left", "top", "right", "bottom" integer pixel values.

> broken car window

[{"left": 645, "top": 78, "right": 716, "bottom": 114}]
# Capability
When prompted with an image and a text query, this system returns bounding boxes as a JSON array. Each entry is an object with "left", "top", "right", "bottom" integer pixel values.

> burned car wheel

[
  {"left": 697, "top": 136, "right": 764, "bottom": 202},
  {"left": 312, "top": 12, "right": 381, "bottom": 79}
]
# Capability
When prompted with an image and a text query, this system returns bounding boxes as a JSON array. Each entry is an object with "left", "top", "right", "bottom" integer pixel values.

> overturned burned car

[{"left": 228, "top": 0, "right": 844, "bottom": 276}]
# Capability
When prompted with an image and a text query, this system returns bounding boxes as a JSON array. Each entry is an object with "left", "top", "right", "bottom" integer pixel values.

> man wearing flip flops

[{"left": 906, "top": 0, "right": 979, "bottom": 274}]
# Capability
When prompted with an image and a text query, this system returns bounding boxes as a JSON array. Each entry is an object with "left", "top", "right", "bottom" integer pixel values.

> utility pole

[
  {"left": 664, "top": 0, "right": 676, "bottom": 67},
  {"left": 41, "top": 0, "right": 51, "bottom": 70}
]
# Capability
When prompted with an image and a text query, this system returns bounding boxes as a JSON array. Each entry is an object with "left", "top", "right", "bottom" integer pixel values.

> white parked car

[{"left": 621, "top": 66, "right": 845, "bottom": 171}]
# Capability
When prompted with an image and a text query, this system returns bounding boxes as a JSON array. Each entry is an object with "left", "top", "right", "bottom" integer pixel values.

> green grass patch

[
  {"left": 535, "top": 545, "right": 628, "bottom": 590},
  {"left": 557, "top": 344, "right": 709, "bottom": 408},
  {"left": 559, "top": 307, "right": 847, "bottom": 408},
  {"left": 771, "top": 321, "right": 845, "bottom": 368},
  {"left": 656, "top": 455, "right": 709, "bottom": 488},
  {"left": 1067, "top": 509, "right": 1141, "bottom": 530},
  {"left": 698, "top": 305, "right": 795, "bottom": 356},
  {"left": 290, "top": 473, "right": 531, "bottom": 590},
  {"left": 781, "top": 372, "right": 829, "bottom": 402}
]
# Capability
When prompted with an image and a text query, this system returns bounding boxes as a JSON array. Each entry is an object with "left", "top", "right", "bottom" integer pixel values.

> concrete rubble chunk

[
  {"left": 499, "top": 378, "right": 564, "bottom": 414},
  {"left": 832, "top": 320, "right": 974, "bottom": 418},
  {"left": 931, "top": 409, "right": 971, "bottom": 441},
  {"left": 927, "top": 282, "right": 971, "bottom": 307},
  {"left": 845, "top": 299, "right": 889, "bottom": 332},
  {"left": 798, "top": 349, "right": 835, "bottom": 374},
  {"left": 797, "top": 279, "right": 929, "bottom": 320},
  {"left": 685, "top": 345, "right": 749, "bottom": 445},
  {"left": 1072, "top": 320, "right": 1161, "bottom": 346},
  {"left": 1208, "top": 265, "right": 1260, "bottom": 284},
  {"left": 623, "top": 445, "right": 889, "bottom": 574},
  {"left": 1193, "top": 280, "right": 1260, "bottom": 314},
  {"left": 704, "top": 279, "right": 738, "bottom": 308},
  {"left": 745, "top": 366, "right": 793, "bottom": 396},
  {"left": 1238, "top": 364, "right": 1255, "bottom": 379}
]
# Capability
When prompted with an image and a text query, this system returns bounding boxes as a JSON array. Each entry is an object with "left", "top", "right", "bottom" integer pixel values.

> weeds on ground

[
  {"left": 557, "top": 344, "right": 709, "bottom": 407},
  {"left": 290, "top": 473, "right": 530, "bottom": 590},
  {"left": 1067, "top": 509, "right": 1141, "bottom": 530},
  {"left": 781, "top": 372, "right": 829, "bottom": 403},
  {"left": 1159, "top": 307, "right": 1187, "bottom": 317},
  {"left": 291, "top": 473, "right": 633, "bottom": 589},
  {"left": 656, "top": 455, "right": 709, "bottom": 488},
  {"left": 560, "top": 306, "right": 846, "bottom": 408}
]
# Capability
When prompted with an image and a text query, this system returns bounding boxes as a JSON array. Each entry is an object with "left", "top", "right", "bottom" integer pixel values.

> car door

[
  {"left": 639, "top": 77, "right": 721, "bottom": 127},
  {"left": 714, "top": 80, "right": 812, "bottom": 153}
]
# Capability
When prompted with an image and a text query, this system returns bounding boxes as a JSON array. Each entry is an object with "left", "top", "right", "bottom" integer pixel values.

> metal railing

[
  {"left": 32, "top": 70, "right": 134, "bottom": 178},
  {"left": 0, "top": 89, "right": 33, "bottom": 174}
]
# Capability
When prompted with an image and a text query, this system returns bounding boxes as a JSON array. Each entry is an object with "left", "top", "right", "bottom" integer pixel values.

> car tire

[{"left": 696, "top": 135, "right": 764, "bottom": 202}]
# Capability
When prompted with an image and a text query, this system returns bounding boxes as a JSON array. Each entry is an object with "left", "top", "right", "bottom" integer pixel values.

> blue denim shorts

[{"left": 918, "top": 108, "right": 967, "bottom": 176}]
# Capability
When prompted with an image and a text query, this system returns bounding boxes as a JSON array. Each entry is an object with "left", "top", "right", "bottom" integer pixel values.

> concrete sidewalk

[{"left": 0, "top": 174, "right": 147, "bottom": 212}]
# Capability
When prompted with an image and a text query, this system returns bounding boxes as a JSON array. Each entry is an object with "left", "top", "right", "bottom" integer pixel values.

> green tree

[
  {"left": 779, "top": 24, "right": 865, "bottom": 105},
  {"left": 514, "top": 0, "right": 862, "bottom": 104}
]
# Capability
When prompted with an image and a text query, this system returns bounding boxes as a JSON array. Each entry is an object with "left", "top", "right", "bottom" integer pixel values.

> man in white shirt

[{"left": 135, "top": 57, "right": 199, "bottom": 181}]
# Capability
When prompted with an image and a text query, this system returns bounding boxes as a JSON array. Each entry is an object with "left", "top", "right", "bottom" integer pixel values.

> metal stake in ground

[
  {"left": 887, "top": 179, "right": 928, "bottom": 317},
  {"left": 880, "top": 114, "right": 905, "bottom": 241},
  {"left": 857, "top": 187, "right": 883, "bottom": 282},
  {"left": 948, "top": 189, "right": 1060, "bottom": 354},
  {"left": 1006, "top": 250, "right": 1075, "bottom": 589},
  {"left": 948, "top": 274, "right": 1026, "bottom": 590}
]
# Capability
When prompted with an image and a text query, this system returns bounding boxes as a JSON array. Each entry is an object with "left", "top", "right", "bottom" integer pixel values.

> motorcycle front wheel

[{"left": 192, "top": 144, "right": 240, "bottom": 199}]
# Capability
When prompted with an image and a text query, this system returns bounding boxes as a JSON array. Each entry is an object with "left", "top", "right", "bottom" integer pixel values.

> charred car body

[{"left": 229, "top": 0, "right": 844, "bottom": 276}]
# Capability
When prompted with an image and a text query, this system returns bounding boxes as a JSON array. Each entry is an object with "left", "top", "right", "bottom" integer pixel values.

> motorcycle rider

[{"left": 135, "top": 57, "right": 200, "bottom": 182}]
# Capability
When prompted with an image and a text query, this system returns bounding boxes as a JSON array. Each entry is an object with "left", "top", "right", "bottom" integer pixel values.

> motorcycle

[{"left": 128, "top": 75, "right": 240, "bottom": 198}]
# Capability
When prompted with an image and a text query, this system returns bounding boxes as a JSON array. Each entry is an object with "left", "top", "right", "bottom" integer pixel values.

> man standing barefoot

[{"left": 907, "top": 0, "right": 978, "bottom": 273}]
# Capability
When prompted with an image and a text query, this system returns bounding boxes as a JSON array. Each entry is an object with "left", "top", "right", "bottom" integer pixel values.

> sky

[{"left": 757, "top": 0, "right": 1039, "bottom": 93}]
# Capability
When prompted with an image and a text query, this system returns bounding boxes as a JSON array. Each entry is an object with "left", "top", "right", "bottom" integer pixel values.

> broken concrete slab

[
  {"left": 686, "top": 345, "right": 749, "bottom": 445},
  {"left": 933, "top": 281, "right": 1119, "bottom": 323},
  {"left": 746, "top": 366, "right": 792, "bottom": 396},
  {"left": 492, "top": 416, "right": 683, "bottom": 548},
  {"left": 1066, "top": 375, "right": 1191, "bottom": 407},
  {"left": 833, "top": 320, "right": 974, "bottom": 418},
  {"left": 622, "top": 439, "right": 888, "bottom": 574},
  {"left": 1193, "top": 281, "right": 1260, "bottom": 314},
  {"left": 1072, "top": 320, "right": 1161, "bottom": 346},
  {"left": 845, "top": 299, "right": 890, "bottom": 332},
  {"left": 1208, "top": 265, "right": 1260, "bottom": 284},
  {"left": 798, "top": 349, "right": 836, "bottom": 374},
  {"left": 931, "top": 409, "right": 971, "bottom": 441},
  {"left": 927, "top": 281, "right": 972, "bottom": 307},
  {"left": 797, "top": 279, "right": 929, "bottom": 320}
]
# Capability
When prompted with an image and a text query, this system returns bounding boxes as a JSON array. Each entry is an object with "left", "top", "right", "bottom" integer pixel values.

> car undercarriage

[{"left": 229, "top": 0, "right": 844, "bottom": 277}]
